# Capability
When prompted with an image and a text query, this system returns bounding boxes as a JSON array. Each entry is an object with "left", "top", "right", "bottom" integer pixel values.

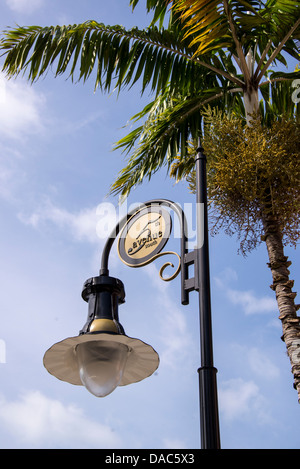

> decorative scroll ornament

[
  {"left": 155, "top": 251, "right": 181, "bottom": 282},
  {"left": 118, "top": 205, "right": 181, "bottom": 281}
]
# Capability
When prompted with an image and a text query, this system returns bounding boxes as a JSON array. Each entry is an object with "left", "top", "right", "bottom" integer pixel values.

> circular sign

[{"left": 118, "top": 205, "right": 172, "bottom": 268}]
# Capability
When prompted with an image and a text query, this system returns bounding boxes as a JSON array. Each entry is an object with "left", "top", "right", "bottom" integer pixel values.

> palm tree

[
  {"left": 1, "top": 0, "right": 299, "bottom": 197},
  {"left": 170, "top": 103, "right": 300, "bottom": 402},
  {"left": 1, "top": 0, "right": 300, "bottom": 399}
]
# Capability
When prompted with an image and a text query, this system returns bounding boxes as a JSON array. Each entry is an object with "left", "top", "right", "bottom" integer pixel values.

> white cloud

[
  {"left": 219, "top": 378, "right": 268, "bottom": 423},
  {"left": 227, "top": 289, "right": 276, "bottom": 315},
  {"left": 247, "top": 347, "right": 280, "bottom": 379},
  {"left": 18, "top": 199, "right": 118, "bottom": 244},
  {"left": 0, "top": 73, "right": 46, "bottom": 139},
  {"left": 5, "top": 0, "right": 44, "bottom": 14},
  {"left": 144, "top": 263, "right": 193, "bottom": 370},
  {"left": 230, "top": 344, "right": 280, "bottom": 380},
  {"left": 159, "top": 303, "right": 191, "bottom": 369},
  {"left": 215, "top": 268, "right": 277, "bottom": 315},
  {"left": 0, "top": 390, "right": 122, "bottom": 448},
  {"left": 0, "top": 73, "right": 47, "bottom": 202},
  {"left": 0, "top": 146, "right": 26, "bottom": 201}
]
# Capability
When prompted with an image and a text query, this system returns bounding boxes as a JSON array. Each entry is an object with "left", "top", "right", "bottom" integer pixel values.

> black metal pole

[
  {"left": 195, "top": 142, "right": 221, "bottom": 449},
  {"left": 99, "top": 187, "right": 220, "bottom": 448}
]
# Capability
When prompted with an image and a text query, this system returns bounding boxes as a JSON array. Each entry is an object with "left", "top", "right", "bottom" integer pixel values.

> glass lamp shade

[
  {"left": 76, "top": 340, "right": 130, "bottom": 397},
  {"left": 43, "top": 332, "right": 159, "bottom": 396}
]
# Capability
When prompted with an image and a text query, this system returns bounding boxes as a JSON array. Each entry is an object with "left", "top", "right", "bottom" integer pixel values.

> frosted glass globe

[{"left": 76, "top": 340, "right": 130, "bottom": 397}]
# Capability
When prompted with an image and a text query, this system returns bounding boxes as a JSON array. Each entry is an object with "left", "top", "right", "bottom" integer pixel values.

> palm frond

[
  {"left": 1, "top": 22, "right": 183, "bottom": 91},
  {"left": 169, "top": 0, "right": 300, "bottom": 65},
  {"left": 0, "top": 20, "right": 245, "bottom": 94},
  {"left": 111, "top": 84, "right": 244, "bottom": 197},
  {"left": 1, "top": 0, "right": 299, "bottom": 200},
  {"left": 169, "top": 0, "right": 232, "bottom": 55},
  {"left": 259, "top": 78, "right": 300, "bottom": 125},
  {"left": 130, "top": 0, "right": 171, "bottom": 27}
]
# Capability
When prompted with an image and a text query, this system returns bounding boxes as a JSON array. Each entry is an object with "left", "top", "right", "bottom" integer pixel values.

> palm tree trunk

[
  {"left": 243, "top": 87, "right": 259, "bottom": 125},
  {"left": 262, "top": 213, "right": 300, "bottom": 401}
]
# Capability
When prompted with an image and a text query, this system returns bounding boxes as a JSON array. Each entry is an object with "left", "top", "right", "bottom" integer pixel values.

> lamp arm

[{"left": 100, "top": 199, "right": 190, "bottom": 305}]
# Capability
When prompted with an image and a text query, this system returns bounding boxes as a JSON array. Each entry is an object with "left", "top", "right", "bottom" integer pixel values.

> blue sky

[{"left": 0, "top": 0, "right": 299, "bottom": 449}]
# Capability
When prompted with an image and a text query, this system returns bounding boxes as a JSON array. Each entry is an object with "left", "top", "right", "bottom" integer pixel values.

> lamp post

[
  {"left": 195, "top": 145, "right": 221, "bottom": 449},
  {"left": 43, "top": 145, "right": 220, "bottom": 449}
]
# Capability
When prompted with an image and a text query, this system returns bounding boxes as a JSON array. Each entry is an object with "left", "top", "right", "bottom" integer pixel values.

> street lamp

[
  {"left": 43, "top": 145, "right": 221, "bottom": 449},
  {"left": 43, "top": 275, "right": 159, "bottom": 398}
]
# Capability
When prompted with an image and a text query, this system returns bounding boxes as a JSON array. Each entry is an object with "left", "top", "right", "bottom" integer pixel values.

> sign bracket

[{"left": 99, "top": 198, "right": 200, "bottom": 306}]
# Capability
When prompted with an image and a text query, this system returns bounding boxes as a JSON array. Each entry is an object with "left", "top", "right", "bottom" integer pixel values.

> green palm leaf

[
  {"left": 111, "top": 83, "right": 244, "bottom": 198},
  {"left": 1, "top": 20, "right": 246, "bottom": 95},
  {"left": 1, "top": 0, "right": 299, "bottom": 195}
]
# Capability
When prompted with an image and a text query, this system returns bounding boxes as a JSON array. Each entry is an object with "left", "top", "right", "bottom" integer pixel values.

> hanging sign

[{"left": 118, "top": 205, "right": 172, "bottom": 268}]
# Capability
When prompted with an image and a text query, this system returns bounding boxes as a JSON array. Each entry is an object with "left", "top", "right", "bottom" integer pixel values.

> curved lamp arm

[{"left": 100, "top": 199, "right": 190, "bottom": 305}]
